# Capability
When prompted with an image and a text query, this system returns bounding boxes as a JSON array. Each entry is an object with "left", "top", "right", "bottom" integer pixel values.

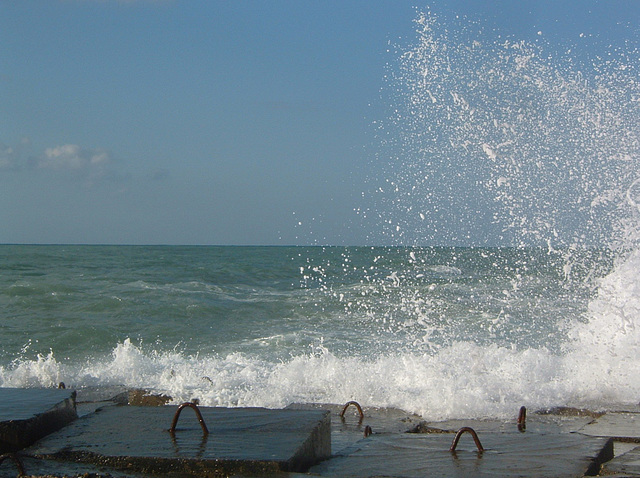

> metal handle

[
  {"left": 340, "top": 401, "right": 364, "bottom": 420},
  {"left": 518, "top": 406, "right": 527, "bottom": 432},
  {"left": 169, "top": 402, "right": 209, "bottom": 436},
  {"left": 449, "top": 427, "right": 484, "bottom": 452}
]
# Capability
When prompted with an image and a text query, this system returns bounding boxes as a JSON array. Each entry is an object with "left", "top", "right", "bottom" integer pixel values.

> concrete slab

[
  {"left": 601, "top": 445, "right": 640, "bottom": 476},
  {"left": 578, "top": 412, "right": 640, "bottom": 442},
  {"left": 286, "top": 403, "right": 428, "bottom": 454},
  {"left": 0, "top": 388, "right": 77, "bottom": 453},
  {"left": 28, "top": 405, "right": 331, "bottom": 475},
  {"left": 309, "top": 430, "right": 613, "bottom": 477}
]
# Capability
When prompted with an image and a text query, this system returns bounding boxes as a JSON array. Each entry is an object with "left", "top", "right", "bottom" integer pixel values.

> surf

[{"left": 2, "top": 9, "right": 640, "bottom": 421}]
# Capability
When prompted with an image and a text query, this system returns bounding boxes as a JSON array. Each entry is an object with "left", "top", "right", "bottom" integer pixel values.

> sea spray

[
  {"left": 564, "top": 249, "right": 640, "bottom": 404},
  {"left": 1, "top": 245, "right": 622, "bottom": 419},
  {"left": 366, "top": 8, "right": 640, "bottom": 412},
  {"left": 2, "top": 10, "right": 640, "bottom": 421},
  {"left": 373, "top": 10, "right": 640, "bottom": 250}
]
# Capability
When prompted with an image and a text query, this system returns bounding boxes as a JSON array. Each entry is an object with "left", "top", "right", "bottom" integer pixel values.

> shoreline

[{"left": 3, "top": 387, "right": 640, "bottom": 477}]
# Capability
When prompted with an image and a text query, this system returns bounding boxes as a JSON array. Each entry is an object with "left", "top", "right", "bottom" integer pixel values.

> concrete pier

[
  {"left": 3, "top": 388, "right": 640, "bottom": 477},
  {"left": 577, "top": 411, "right": 640, "bottom": 476},
  {"left": 309, "top": 425, "right": 612, "bottom": 477},
  {"left": 0, "top": 388, "right": 76, "bottom": 453},
  {"left": 28, "top": 404, "right": 331, "bottom": 475}
]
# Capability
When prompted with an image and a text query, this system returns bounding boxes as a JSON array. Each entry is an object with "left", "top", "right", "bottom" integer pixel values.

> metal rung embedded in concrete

[
  {"left": 309, "top": 428, "right": 613, "bottom": 477},
  {"left": 28, "top": 405, "right": 331, "bottom": 475}
]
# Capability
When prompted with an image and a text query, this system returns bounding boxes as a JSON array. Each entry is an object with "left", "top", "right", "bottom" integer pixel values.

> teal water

[
  {"left": 2, "top": 8, "right": 640, "bottom": 420},
  {"left": 2, "top": 244, "right": 634, "bottom": 420},
  {"left": 0, "top": 244, "right": 600, "bottom": 361}
]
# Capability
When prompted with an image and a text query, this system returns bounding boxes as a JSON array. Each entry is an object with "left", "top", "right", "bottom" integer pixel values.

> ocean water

[
  {"left": 3, "top": 10, "right": 640, "bottom": 421},
  {"left": 1, "top": 244, "right": 638, "bottom": 420}
]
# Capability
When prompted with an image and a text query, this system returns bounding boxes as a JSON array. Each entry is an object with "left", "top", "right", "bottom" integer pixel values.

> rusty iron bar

[
  {"left": 518, "top": 406, "right": 527, "bottom": 432},
  {"left": 364, "top": 425, "right": 373, "bottom": 438},
  {"left": 169, "top": 402, "right": 209, "bottom": 436},
  {"left": 0, "top": 453, "right": 26, "bottom": 477},
  {"left": 449, "top": 427, "right": 484, "bottom": 453},
  {"left": 340, "top": 401, "right": 364, "bottom": 420}
]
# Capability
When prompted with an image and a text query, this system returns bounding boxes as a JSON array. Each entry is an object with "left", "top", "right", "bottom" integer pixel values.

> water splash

[
  {"left": 368, "top": 8, "right": 640, "bottom": 412},
  {"left": 3, "top": 11, "right": 640, "bottom": 421},
  {"left": 374, "top": 10, "right": 640, "bottom": 250}
]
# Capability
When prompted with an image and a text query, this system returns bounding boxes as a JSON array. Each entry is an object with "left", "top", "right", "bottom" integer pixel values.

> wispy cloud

[
  {"left": 0, "top": 138, "right": 30, "bottom": 172},
  {"left": 39, "top": 144, "right": 111, "bottom": 171},
  {"left": 0, "top": 139, "right": 127, "bottom": 187},
  {"left": 149, "top": 167, "right": 170, "bottom": 181},
  {"left": 38, "top": 143, "right": 125, "bottom": 187},
  {"left": 0, "top": 144, "right": 19, "bottom": 171}
]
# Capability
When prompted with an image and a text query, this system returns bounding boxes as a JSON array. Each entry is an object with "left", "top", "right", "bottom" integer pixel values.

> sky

[{"left": 1, "top": 0, "right": 639, "bottom": 246}]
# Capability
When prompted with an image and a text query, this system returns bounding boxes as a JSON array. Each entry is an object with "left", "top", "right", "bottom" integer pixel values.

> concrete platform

[
  {"left": 286, "top": 402, "right": 429, "bottom": 455},
  {"left": 600, "top": 444, "right": 640, "bottom": 476},
  {"left": 576, "top": 412, "right": 640, "bottom": 476},
  {"left": 578, "top": 411, "right": 640, "bottom": 442},
  {"left": 3, "top": 389, "right": 639, "bottom": 477},
  {"left": 308, "top": 417, "right": 613, "bottom": 477},
  {"left": 27, "top": 405, "right": 331, "bottom": 475},
  {"left": 0, "top": 388, "right": 77, "bottom": 453}
]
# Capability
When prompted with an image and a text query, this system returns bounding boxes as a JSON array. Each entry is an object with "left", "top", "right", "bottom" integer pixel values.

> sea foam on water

[{"left": 2, "top": 10, "right": 640, "bottom": 421}]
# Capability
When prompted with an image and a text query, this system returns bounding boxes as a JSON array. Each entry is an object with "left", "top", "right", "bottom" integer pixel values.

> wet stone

[
  {"left": 309, "top": 430, "right": 613, "bottom": 477},
  {"left": 601, "top": 444, "right": 640, "bottom": 476},
  {"left": 286, "top": 403, "right": 428, "bottom": 454},
  {"left": 127, "top": 389, "right": 172, "bottom": 407},
  {"left": 27, "top": 405, "right": 331, "bottom": 475},
  {"left": 578, "top": 412, "right": 640, "bottom": 442},
  {"left": 0, "top": 388, "right": 77, "bottom": 453}
]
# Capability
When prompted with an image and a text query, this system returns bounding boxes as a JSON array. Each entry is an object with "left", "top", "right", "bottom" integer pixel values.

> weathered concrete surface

[
  {"left": 578, "top": 411, "right": 640, "bottom": 442},
  {"left": 575, "top": 412, "right": 640, "bottom": 476},
  {"left": 600, "top": 444, "right": 640, "bottom": 476},
  {"left": 309, "top": 429, "right": 613, "bottom": 477},
  {"left": 286, "top": 402, "right": 428, "bottom": 455},
  {"left": 6, "top": 391, "right": 640, "bottom": 478},
  {"left": 0, "top": 388, "right": 77, "bottom": 453},
  {"left": 288, "top": 404, "right": 614, "bottom": 477},
  {"left": 28, "top": 405, "right": 331, "bottom": 476}
]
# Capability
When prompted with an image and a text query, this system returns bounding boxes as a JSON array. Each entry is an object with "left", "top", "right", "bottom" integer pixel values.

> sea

[
  {"left": 0, "top": 244, "right": 638, "bottom": 421},
  {"left": 3, "top": 9, "right": 640, "bottom": 421}
]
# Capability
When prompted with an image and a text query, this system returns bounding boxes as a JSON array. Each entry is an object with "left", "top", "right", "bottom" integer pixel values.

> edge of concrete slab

[
  {"left": 586, "top": 437, "right": 615, "bottom": 476},
  {"left": 285, "top": 409, "right": 331, "bottom": 472},
  {"left": 29, "top": 405, "right": 332, "bottom": 476},
  {"left": 0, "top": 389, "right": 77, "bottom": 453}
]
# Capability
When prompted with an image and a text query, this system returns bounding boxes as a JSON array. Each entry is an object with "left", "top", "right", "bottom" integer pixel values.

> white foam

[
  {"left": 2, "top": 313, "right": 635, "bottom": 421},
  {"left": 3, "top": 10, "right": 640, "bottom": 423},
  {"left": 564, "top": 250, "right": 640, "bottom": 403}
]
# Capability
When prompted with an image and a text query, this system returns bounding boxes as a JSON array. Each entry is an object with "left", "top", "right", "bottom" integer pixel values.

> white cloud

[
  {"left": 35, "top": 143, "right": 125, "bottom": 187},
  {"left": 40, "top": 144, "right": 112, "bottom": 171},
  {"left": 0, "top": 143, "right": 20, "bottom": 171},
  {"left": 0, "top": 139, "right": 129, "bottom": 187}
]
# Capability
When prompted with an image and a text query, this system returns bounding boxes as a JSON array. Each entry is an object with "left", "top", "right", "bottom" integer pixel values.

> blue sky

[{"left": 1, "top": 1, "right": 639, "bottom": 245}]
